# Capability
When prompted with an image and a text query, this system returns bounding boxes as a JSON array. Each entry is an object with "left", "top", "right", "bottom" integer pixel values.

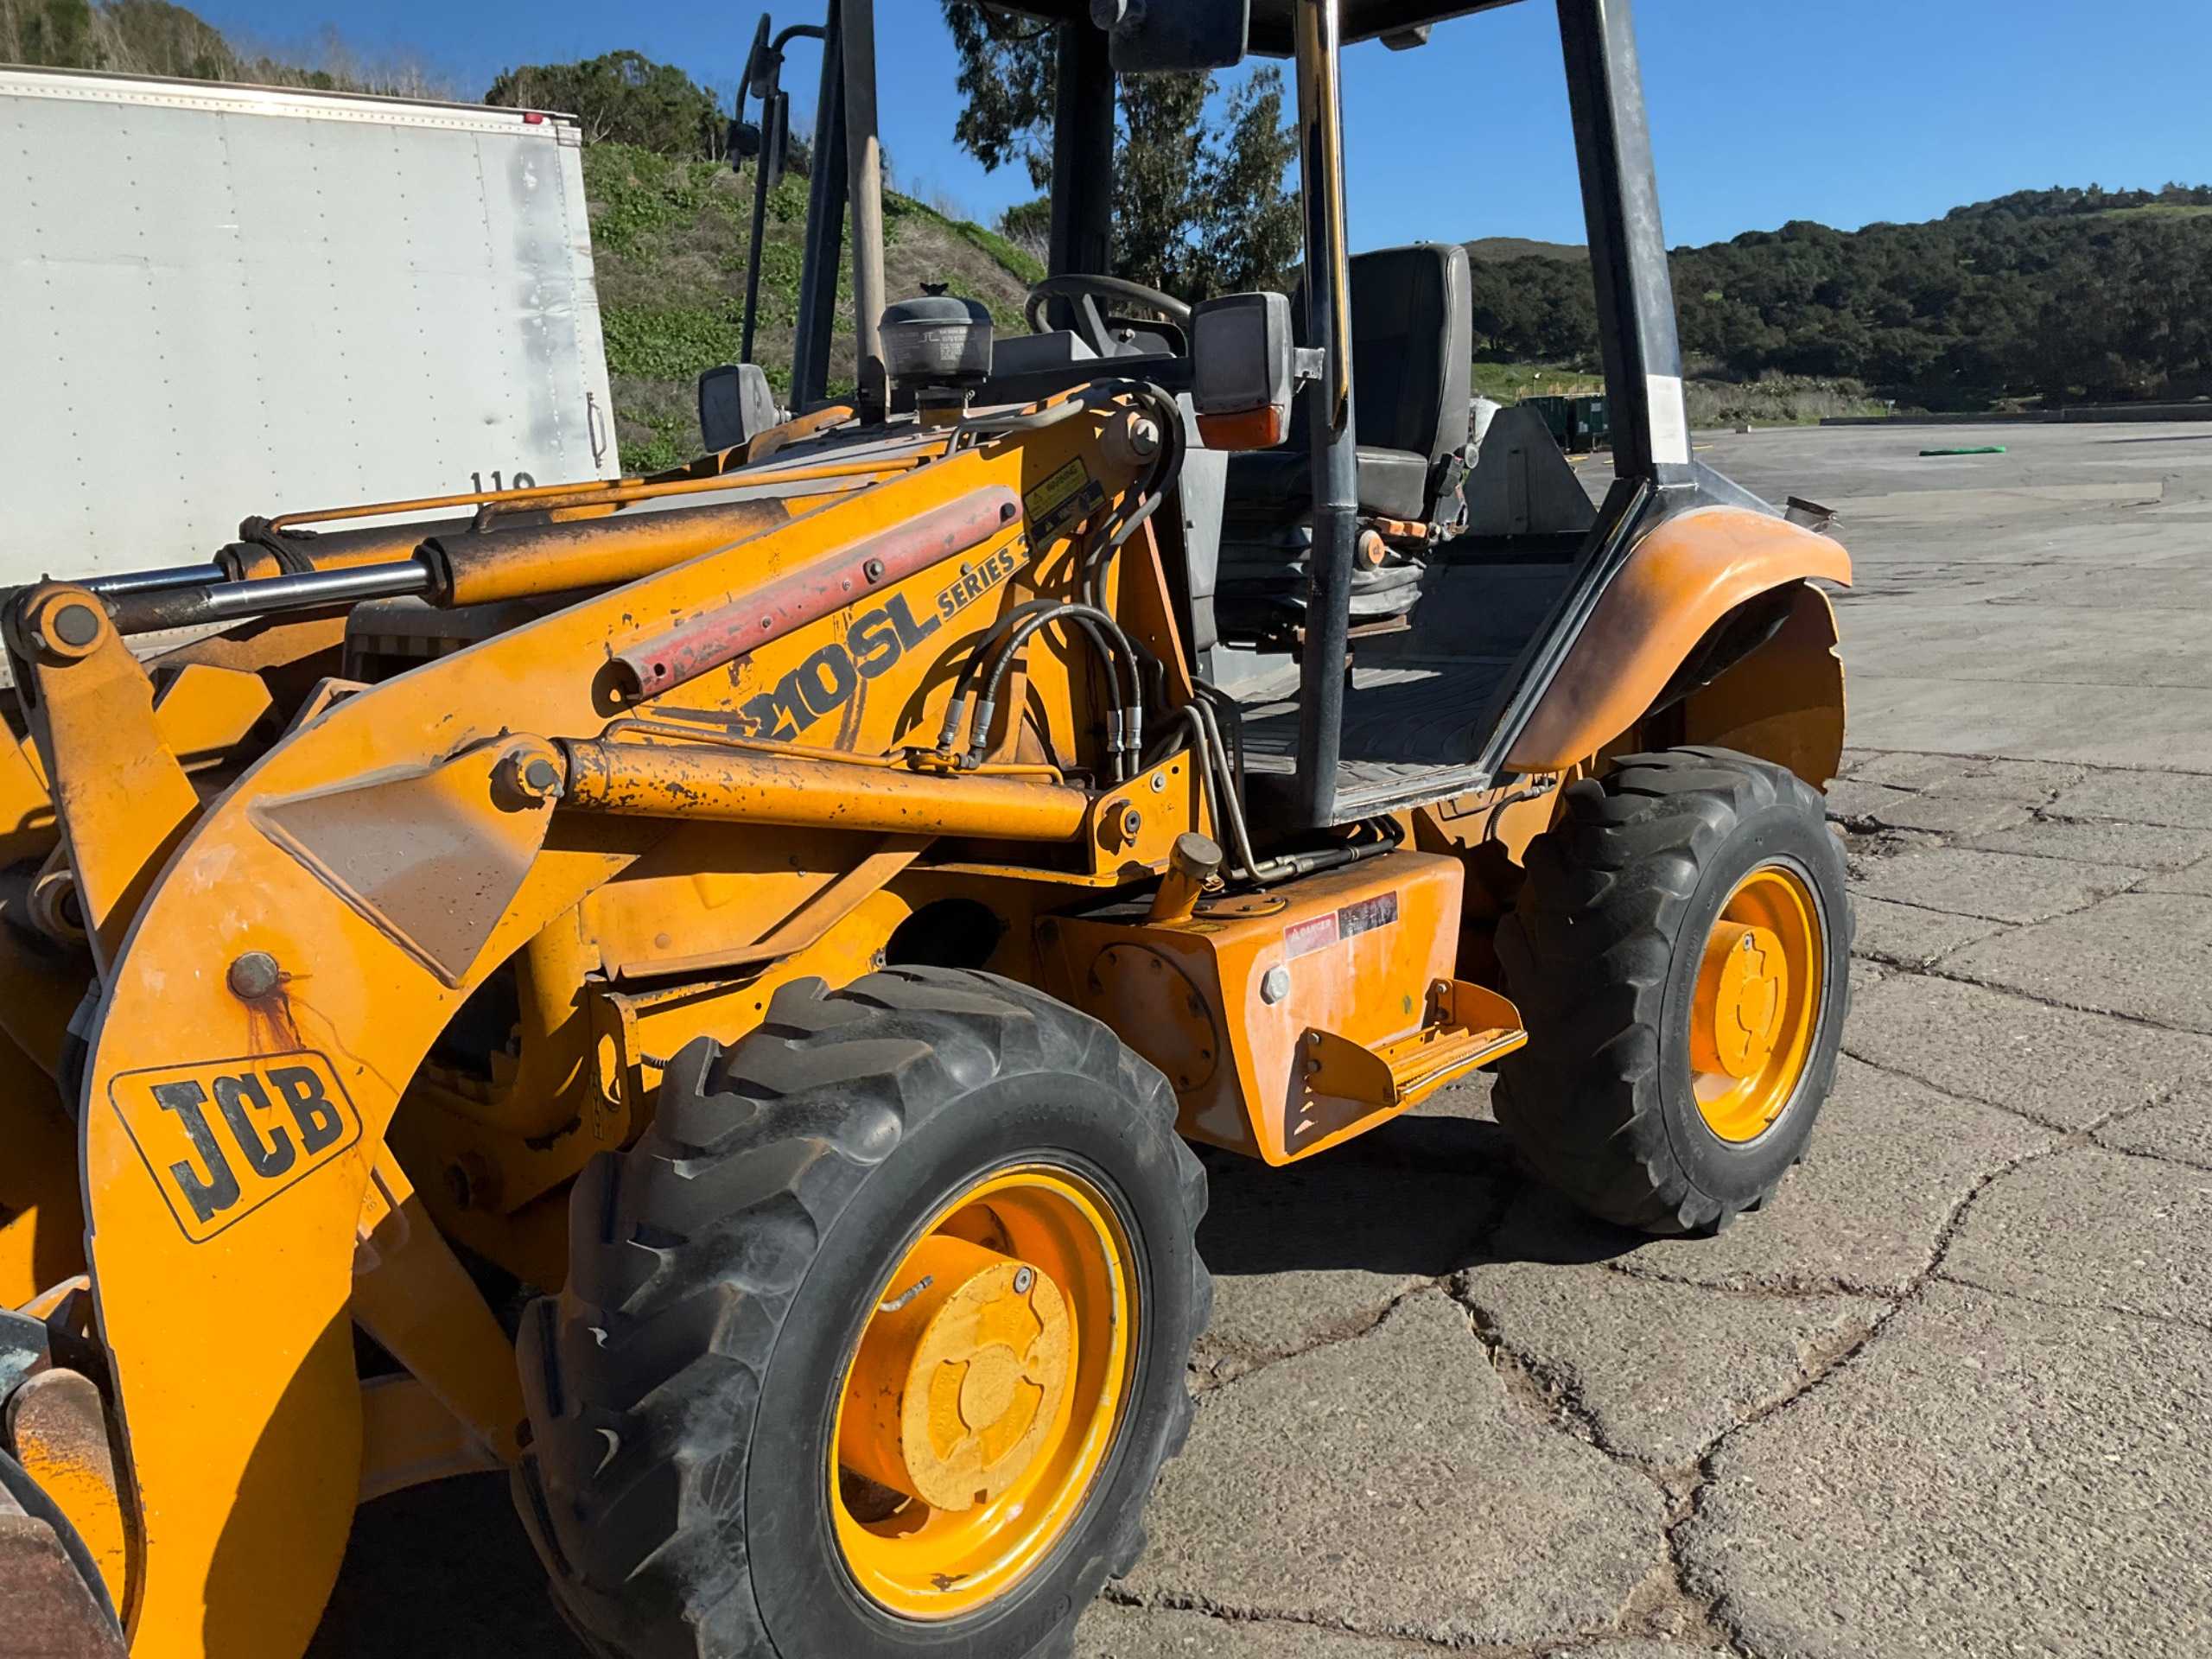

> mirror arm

[{"left": 736, "top": 16, "right": 826, "bottom": 366}]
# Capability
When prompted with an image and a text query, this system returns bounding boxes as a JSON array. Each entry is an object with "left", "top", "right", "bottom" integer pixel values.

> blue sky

[{"left": 203, "top": 0, "right": 2212, "bottom": 251}]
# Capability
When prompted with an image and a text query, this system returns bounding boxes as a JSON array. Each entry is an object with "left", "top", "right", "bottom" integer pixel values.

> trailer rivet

[
  {"left": 864, "top": 557, "right": 886, "bottom": 582},
  {"left": 227, "top": 950, "right": 282, "bottom": 1000}
]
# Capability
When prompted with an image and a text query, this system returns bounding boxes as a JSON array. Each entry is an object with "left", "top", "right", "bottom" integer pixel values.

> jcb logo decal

[
  {"left": 737, "top": 548, "right": 1027, "bottom": 742},
  {"left": 111, "top": 1052, "right": 362, "bottom": 1243}
]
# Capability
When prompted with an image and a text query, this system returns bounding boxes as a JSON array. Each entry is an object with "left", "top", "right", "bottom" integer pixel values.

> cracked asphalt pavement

[{"left": 316, "top": 420, "right": 2212, "bottom": 1658}]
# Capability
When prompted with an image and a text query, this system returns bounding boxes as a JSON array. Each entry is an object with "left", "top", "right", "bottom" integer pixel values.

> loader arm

[{"left": 8, "top": 401, "right": 1154, "bottom": 1656}]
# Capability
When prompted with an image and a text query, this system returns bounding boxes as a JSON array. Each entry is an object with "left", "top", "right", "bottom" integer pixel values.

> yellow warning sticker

[{"left": 1024, "top": 457, "right": 1105, "bottom": 543}]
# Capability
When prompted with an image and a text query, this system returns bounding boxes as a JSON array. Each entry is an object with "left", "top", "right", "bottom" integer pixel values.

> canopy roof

[{"left": 959, "top": 1, "right": 1520, "bottom": 55}]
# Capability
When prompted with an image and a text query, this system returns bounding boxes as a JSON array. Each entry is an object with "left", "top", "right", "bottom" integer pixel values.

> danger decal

[
  {"left": 113, "top": 1051, "right": 362, "bottom": 1243},
  {"left": 1283, "top": 890, "right": 1401, "bottom": 959}
]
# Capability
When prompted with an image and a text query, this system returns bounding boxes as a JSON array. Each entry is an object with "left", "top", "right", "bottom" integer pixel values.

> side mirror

[
  {"left": 1190, "top": 292, "right": 1313, "bottom": 450},
  {"left": 741, "top": 15, "right": 775, "bottom": 99},
  {"left": 1093, "top": 0, "right": 1248, "bottom": 73},
  {"left": 699, "top": 362, "right": 779, "bottom": 454}
]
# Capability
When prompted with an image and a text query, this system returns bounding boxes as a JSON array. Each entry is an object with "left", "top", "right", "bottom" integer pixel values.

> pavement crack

[
  {"left": 1099, "top": 1588, "right": 1461, "bottom": 1652},
  {"left": 2089, "top": 1137, "right": 2212, "bottom": 1174},
  {"left": 1882, "top": 957, "right": 2212, "bottom": 1040},
  {"left": 1849, "top": 748, "right": 2212, "bottom": 781},
  {"left": 1679, "top": 1105, "right": 2077, "bottom": 1564},
  {"left": 1452, "top": 1289, "right": 1752, "bottom": 1654},
  {"left": 1835, "top": 1046, "right": 2146, "bottom": 1136},
  {"left": 1458, "top": 1293, "right": 1620, "bottom": 1452},
  {"left": 1925, "top": 1268, "right": 2212, "bottom": 1337},
  {"left": 1599, "top": 1256, "right": 1899, "bottom": 1300},
  {"left": 1189, "top": 1278, "right": 1442, "bottom": 1396}
]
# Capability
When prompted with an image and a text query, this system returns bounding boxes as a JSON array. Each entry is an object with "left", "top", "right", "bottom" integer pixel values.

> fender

[
  {"left": 1680, "top": 582, "right": 1848, "bottom": 788},
  {"left": 1506, "top": 505, "right": 1851, "bottom": 774}
]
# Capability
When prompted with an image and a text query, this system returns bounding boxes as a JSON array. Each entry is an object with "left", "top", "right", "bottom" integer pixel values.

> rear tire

[
  {"left": 1494, "top": 747, "right": 1852, "bottom": 1234},
  {"left": 515, "top": 967, "right": 1210, "bottom": 1659}
]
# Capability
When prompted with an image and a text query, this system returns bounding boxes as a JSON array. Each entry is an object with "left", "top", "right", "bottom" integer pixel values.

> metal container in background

[
  {"left": 0, "top": 67, "right": 620, "bottom": 586},
  {"left": 1523, "top": 392, "right": 1612, "bottom": 454}
]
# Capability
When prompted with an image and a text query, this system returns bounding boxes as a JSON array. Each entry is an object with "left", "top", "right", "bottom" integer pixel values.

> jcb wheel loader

[{"left": 0, "top": 2, "right": 1853, "bottom": 1655}]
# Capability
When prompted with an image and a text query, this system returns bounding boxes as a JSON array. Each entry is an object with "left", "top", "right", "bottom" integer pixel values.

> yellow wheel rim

[
  {"left": 1689, "top": 862, "right": 1824, "bottom": 1143},
  {"left": 829, "top": 1164, "right": 1136, "bottom": 1621}
]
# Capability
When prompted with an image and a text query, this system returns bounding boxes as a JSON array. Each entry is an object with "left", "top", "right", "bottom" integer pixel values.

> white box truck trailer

[{"left": 0, "top": 66, "right": 620, "bottom": 587}]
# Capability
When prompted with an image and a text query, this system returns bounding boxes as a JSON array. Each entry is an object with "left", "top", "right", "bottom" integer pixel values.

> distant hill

[
  {"left": 1464, "top": 236, "right": 1585, "bottom": 264},
  {"left": 1945, "top": 183, "right": 2212, "bottom": 222},
  {"left": 1467, "top": 183, "right": 2212, "bottom": 408}
]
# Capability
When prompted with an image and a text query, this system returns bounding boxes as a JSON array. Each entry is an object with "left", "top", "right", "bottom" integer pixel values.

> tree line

[
  {"left": 1471, "top": 186, "right": 2212, "bottom": 406},
  {"left": 12, "top": 2, "right": 2207, "bottom": 406}
]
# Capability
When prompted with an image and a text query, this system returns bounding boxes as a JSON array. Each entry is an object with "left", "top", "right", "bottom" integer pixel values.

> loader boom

[{"left": 4, "top": 397, "right": 1164, "bottom": 1653}]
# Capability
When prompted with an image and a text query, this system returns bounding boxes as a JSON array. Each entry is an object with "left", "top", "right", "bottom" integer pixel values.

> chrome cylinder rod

[
  {"left": 78, "top": 562, "right": 228, "bottom": 598},
  {"left": 102, "top": 558, "right": 434, "bottom": 635}
]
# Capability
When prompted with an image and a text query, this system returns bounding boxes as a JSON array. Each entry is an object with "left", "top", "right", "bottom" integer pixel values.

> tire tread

[
  {"left": 515, "top": 968, "right": 1207, "bottom": 1659},
  {"left": 1493, "top": 749, "right": 1851, "bottom": 1234}
]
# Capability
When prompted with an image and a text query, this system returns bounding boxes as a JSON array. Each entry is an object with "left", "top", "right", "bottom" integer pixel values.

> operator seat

[{"left": 1213, "top": 243, "right": 1472, "bottom": 641}]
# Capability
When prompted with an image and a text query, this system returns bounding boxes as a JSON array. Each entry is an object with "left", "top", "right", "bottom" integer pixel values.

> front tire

[
  {"left": 1494, "top": 747, "right": 1852, "bottom": 1234},
  {"left": 515, "top": 968, "right": 1210, "bottom": 1659}
]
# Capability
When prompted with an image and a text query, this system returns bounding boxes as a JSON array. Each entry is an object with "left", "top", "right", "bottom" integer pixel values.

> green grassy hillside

[
  {"left": 584, "top": 145, "right": 1040, "bottom": 472},
  {"left": 1465, "top": 182, "right": 2212, "bottom": 410}
]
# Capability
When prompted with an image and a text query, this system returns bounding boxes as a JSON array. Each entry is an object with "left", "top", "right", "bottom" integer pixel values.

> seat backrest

[{"left": 1347, "top": 243, "right": 1472, "bottom": 471}]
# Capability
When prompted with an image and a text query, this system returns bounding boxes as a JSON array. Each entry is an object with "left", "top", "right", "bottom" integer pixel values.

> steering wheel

[{"left": 1024, "top": 274, "right": 1192, "bottom": 358}]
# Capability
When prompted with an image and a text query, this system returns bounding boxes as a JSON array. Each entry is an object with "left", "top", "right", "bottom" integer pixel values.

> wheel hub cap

[
  {"left": 1689, "top": 864, "right": 1824, "bottom": 1144},
  {"left": 842, "top": 1235, "right": 1071, "bottom": 1513},
  {"left": 1697, "top": 919, "right": 1788, "bottom": 1079},
  {"left": 830, "top": 1165, "right": 1135, "bottom": 1622}
]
